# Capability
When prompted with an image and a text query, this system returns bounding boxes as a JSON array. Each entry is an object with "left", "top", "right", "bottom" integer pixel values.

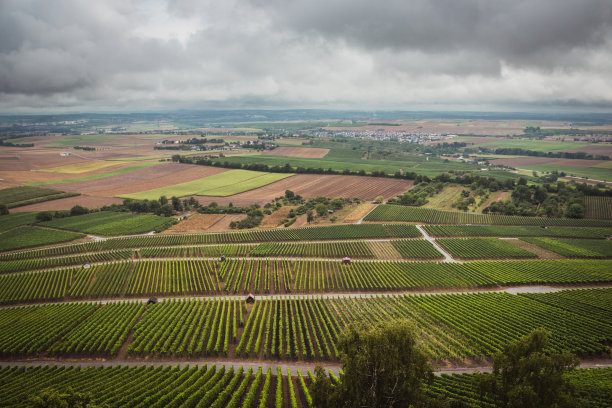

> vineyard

[
  {"left": 0, "top": 259, "right": 610, "bottom": 305},
  {"left": 0, "top": 365, "right": 609, "bottom": 408},
  {"left": 0, "top": 226, "right": 84, "bottom": 252},
  {"left": 0, "top": 290, "right": 611, "bottom": 360},
  {"left": 40, "top": 211, "right": 174, "bottom": 235},
  {"left": 0, "top": 223, "right": 421, "bottom": 262},
  {"left": 522, "top": 238, "right": 612, "bottom": 258},
  {"left": 423, "top": 225, "right": 612, "bottom": 239},
  {"left": 585, "top": 196, "right": 612, "bottom": 220},
  {"left": 436, "top": 238, "right": 538, "bottom": 259},
  {"left": 365, "top": 204, "right": 612, "bottom": 226}
]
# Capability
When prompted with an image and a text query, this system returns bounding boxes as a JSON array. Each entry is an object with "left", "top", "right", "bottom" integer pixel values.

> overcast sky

[{"left": 1, "top": 0, "right": 611, "bottom": 113}]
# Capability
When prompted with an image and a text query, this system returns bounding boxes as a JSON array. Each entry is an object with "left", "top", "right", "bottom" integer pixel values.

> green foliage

[
  {"left": 28, "top": 387, "right": 106, "bottom": 408},
  {"left": 522, "top": 238, "right": 612, "bottom": 258},
  {"left": 35, "top": 211, "right": 53, "bottom": 222},
  {"left": 0, "top": 204, "right": 8, "bottom": 215},
  {"left": 476, "top": 329, "right": 580, "bottom": 408},
  {"left": 311, "top": 320, "right": 434, "bottom": 408}
]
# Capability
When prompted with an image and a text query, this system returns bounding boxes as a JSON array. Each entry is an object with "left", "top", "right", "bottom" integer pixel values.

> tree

[
  {"left": 306, "top": 210, "right": 314, "bottom": 223},
  {"left": 315, "top": 203, "right": 328, "bottom": 217},
  {"left": 35, "top": 211, "right": 53, "bottom": 222},
  {"left": 0, "top": 204, "right": 9, "bottom": 215},
  {"left": 373, "top": 195, "right": 384, "bottom": 204},
  {"left": 311, "top": 320, "right": 434, "bottom": 408},
  {"left": 565, "top": 203, "right": 585, "bottom": 219},
  {"left": 171, "top": 196, "right": 183, "bottom": 212},
  {"left": 477, "top": 329, "right": 580, "bottom": 408},
  {"left": 285, "top": 190, "right": 295, "bottom": 200},
  {"left": 160, "top": 204, "right": 174, "bottom": 217},
  {"left": 70, "top": 205, "right": 89, "bottom": 216}
]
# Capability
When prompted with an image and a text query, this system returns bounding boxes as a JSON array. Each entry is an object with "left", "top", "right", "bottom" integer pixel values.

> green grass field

[
  {"left": 474, "top": 139, "right": 592, "bottom": 153},
  {"left": 522, "top": 164, "right": 612, "bottom": 182},
  {"left": 0, "top": 226, "right": 84, "bottom": 251},
  {"left": 119, "top": 169, "right": 294, "bottom": 200},
  {"left": 40, "top": 211, "right": 173, "bottom": 236},
  {"left": 27, "top": 162, "right": 162, "bottom": 186}
]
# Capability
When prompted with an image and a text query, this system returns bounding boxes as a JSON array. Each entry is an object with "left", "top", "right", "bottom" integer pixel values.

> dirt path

[
  {"left": 3, "top": 283, "right": 611, "bottom": 310},
  {"left": 416, "top": 224, "right": 460, "bottom": 263},
  {"left": 1, "top": 358, "right": 610, "bottom": 377}
]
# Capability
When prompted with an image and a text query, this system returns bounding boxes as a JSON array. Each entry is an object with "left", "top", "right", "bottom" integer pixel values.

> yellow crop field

[{"left": 42, "top": 161, "right": 128, "bottom": 174}]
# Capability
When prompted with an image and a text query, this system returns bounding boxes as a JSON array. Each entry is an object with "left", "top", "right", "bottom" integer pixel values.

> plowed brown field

[
  {"left": 47, "top": 164, "right": 228, "bottom": 197},
  {"left": 11, "top": 194, "right": 123, "bottom": 213},
  {"left": 263, "top": 147, "right": 329, "bottom": 158},
  {"left": 193, "top": 174, "right": 413, "bottom": 206}
]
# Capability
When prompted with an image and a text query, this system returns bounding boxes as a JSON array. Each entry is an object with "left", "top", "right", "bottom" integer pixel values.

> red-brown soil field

[
  {"left": 47, "top": 163, "right": 228, "bottom": 197},
  {"left": 194, "top": 174, "right": 413, "bottom": 206}
]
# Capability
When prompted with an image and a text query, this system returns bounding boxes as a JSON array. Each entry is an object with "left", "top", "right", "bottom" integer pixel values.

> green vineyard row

[
  {"left": 0, "top": 259, "right": 610, "bottom": 305},
  {"left": 0, "top": 289, "right": 611, "bottom": 360},
  {"left": 365, "top": 205, "right": 612, "bottom": 226},
  {"left": 1, "top": 365, "right": 609, "bottom": 408}
]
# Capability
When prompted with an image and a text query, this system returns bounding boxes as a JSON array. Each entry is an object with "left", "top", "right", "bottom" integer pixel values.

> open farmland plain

[{"left": 2, "top": 122, "right": 612, "bottom": 407}]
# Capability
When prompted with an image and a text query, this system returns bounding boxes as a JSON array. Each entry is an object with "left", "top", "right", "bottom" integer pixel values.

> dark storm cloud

[
  {"left": 253, "top": 0, "right": 612, "bottom": 70},
  {"left": 0, "top": 0, "right": 611, "bottom": 111}
]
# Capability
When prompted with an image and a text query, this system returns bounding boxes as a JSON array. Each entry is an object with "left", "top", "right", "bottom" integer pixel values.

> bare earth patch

[
  {"left": 343, "top": 203, "right": 377, "bottom": 223},
  {"left": 205, "top": 214, "right": 247, "bottom": 232},
  {"left": 163, "top": 213, "right": 226, "bottom": 233},
  {"left": 263, "top": 146, "right": 330, "bottom": 158},
  {"left": 503, "top": 238, "right": 566, "bottom": 259},
  {"left": 260, "top": 206, "right": 297, "bottom": 228}
]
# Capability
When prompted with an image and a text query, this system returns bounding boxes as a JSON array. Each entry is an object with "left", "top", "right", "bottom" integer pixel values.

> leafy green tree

[
  {"left": 477, "top": 329, "right": 580, "bottom": 408},
  {"left": 315, "top": 203, "right": 328, "bottom": 217},
  {"left": 565, "top": 203, "right": 585, "bottom": 219},
  {"left": 35, "top": 211, "right": 53, "bottom": 222},
  {"left": 311, "top": 320, "right": 434, "bottom": 408},
  {"left": 70, "top": 205, "right": 89, "bottom": 216},
  {"left": 0, "top": 204, "right": 9, "bottom": 215},
  {"left": 285, "top": 189, "right": 295, "bottom": 200},
  {"left": 306, "top": 210, "right": 314, "bottom": 223}
]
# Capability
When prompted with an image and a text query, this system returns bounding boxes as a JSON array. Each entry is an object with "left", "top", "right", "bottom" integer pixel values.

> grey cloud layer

[{"left": 0, "top": 0, "right": 611, "bottom": 111}]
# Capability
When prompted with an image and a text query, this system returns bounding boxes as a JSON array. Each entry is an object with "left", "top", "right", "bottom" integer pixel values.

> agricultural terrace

[
  {"left": 0, "top": 259, "right": 610, "bottom": 303},
  {"left": 0, "top": 290, "right": 611, "bottom": 361},
  {"left": 585, "top": 196, "right": 612, "bottom": 220},
  {"left": 0, "top": 185, "right": 79, "bottom": 208},
  {"left": 436, "top": 238, "right": 538, "bottom": 259},
  {"left": 0, "top": 365, "right": 610, "bottom": 408},
  {"left": 119, "top": 169, "right": 293, "bottom": 200},
  {"left": 0, "top": 226, "right": 84, "bottom": 252},
  {"left": 40, "top": 211, "right": 174, "bottom": 235},
  {"left": 522, "top": 238, "right": 612, "bottom": 258},
  {"left": 0, "top": 224, "right": 421, "bottom": 261},
  {"left": 365, "top": 204, "right": 612, "bottom": 226},
  {"left": 424, "top": 225, "right": 612, "bottom": 238}
]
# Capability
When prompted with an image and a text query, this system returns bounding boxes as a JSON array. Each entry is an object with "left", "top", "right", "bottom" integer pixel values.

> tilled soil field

[
  {"left": 195, "top": 174, "right": 413, "bottom": 207},
  {"left": 49, "top": 164, "right": 228, "bottom": 197}
]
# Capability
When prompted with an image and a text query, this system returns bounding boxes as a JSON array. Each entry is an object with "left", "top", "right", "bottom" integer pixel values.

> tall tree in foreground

[
  {"left": 310, "top": 320, "right": 435, "bottom": 408},
  {"left": 477, "top": 328, "right": 581, "bottom": 408}
]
